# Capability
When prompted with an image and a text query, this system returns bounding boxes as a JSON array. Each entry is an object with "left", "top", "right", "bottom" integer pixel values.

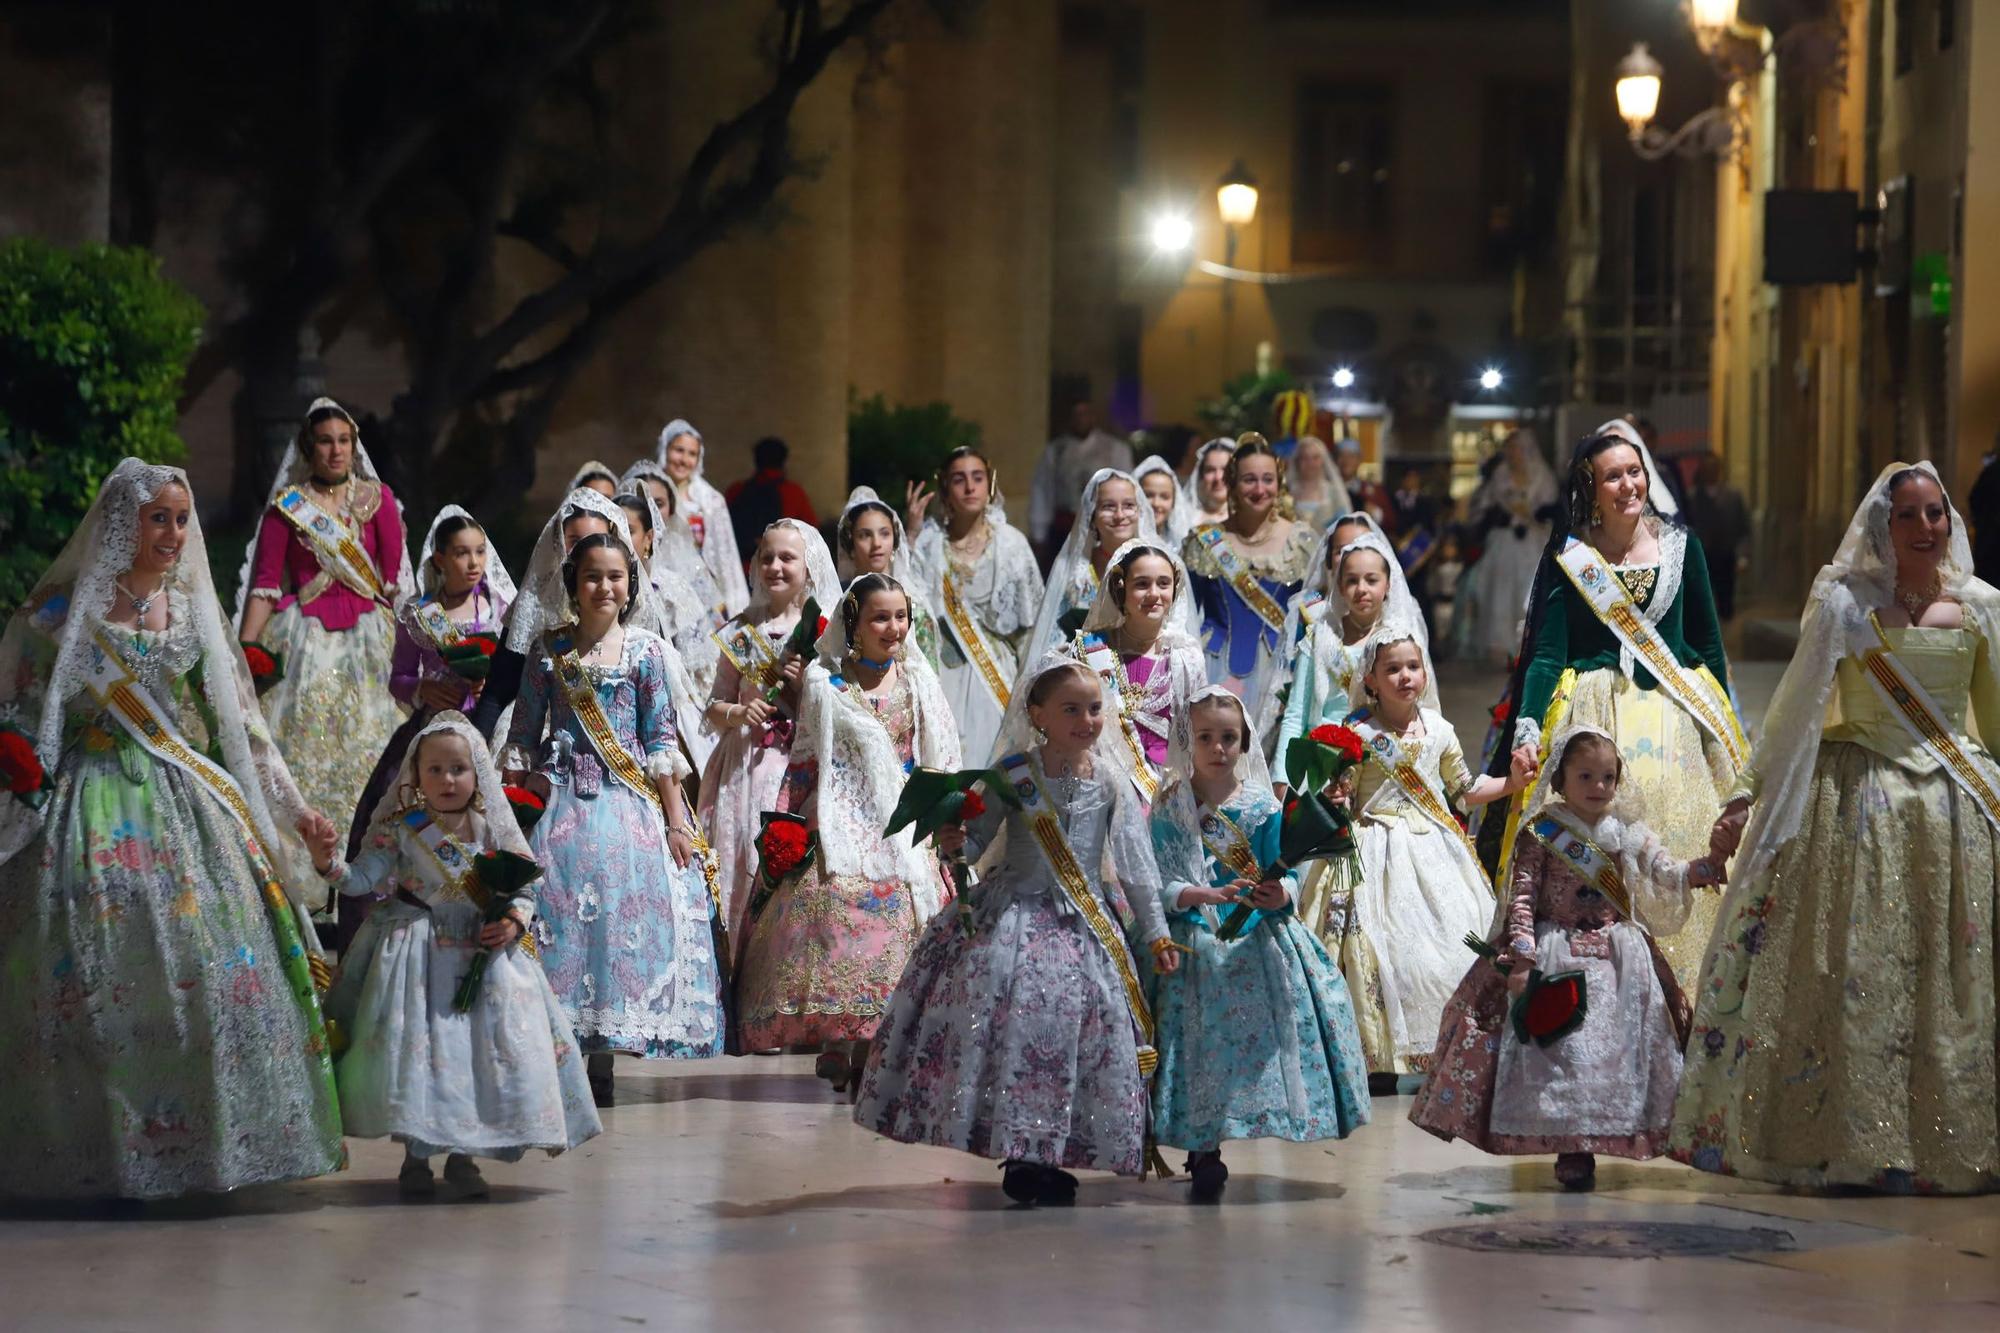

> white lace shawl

[
  {"left": 620, "top": 457, "right": 726, "bottom": 618},
  {"left": 1731, "top": 461, "right": 2000, "bottom": 883},
  {"left": 1075, "top": 539, "right": 1207, "bottom": 791},
  {"left": 655, "top": 418, "right": 749, "bottom": 615},
  {"left": 1025, "top": 467, "right": 1165, "bottom": 668},
  {"left": 617, "top": 474, "right": 721, "bottom": 676},
  {"left": 504, "top": 488, "right": 636, "bottom": 654},
  {"left": 740, "top": 517, "right": 841, "bottom": 623},
  {"left": 1133, "top": 454, "right": 1199, "bottom": 549},
  {"left": 833, "top": 486, "right": 941, "bottom": 621},
  {"left": 0, "top": 460, "right": 307, "bottom": 867},
  {"left": 232, "top": 396, "right": 414, "bottom": 620},
  {"left": 355, "top": 710, "right": 534, "bottom": 863},
  {"left": 1151, "top": 685, "right": 1278, "bottom": 909},
  {"left": 798, "top": 585, "right": 961, "bottom": 904},
  {"left": 908, "top": 508, "right": 1041, "bottom": 644},
  {"left": 414, "top": 504, "right": 518, "bottom": 604}
]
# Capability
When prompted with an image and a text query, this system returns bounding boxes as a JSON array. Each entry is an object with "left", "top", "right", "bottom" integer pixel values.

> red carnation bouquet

[
  {"left": 764, "top": 598, "right": 825, "bottom": 704},
  {"left": 1217, "top": 722, "right": 1365, "bottom": 941},
  {"left": 1460, "top": 934, "right": 1589, "bottom": 1048},
  {"left": 441, "top": 633, "right": 501, "bottom": 682},
  {"left": 886, "top": 766, "right": 1020, "bottom": 937},
  {"left": 747, "top": 811, "right": 817, "bottom": 920},
  {"left": 0, "top": 725, "right": 52, "bottom": 810},
  {"left": 502, "top": 783, "right": 546, "bottom": 835},
  {"left": 238, "top": 640, "right": 285, "bottom": 696}
]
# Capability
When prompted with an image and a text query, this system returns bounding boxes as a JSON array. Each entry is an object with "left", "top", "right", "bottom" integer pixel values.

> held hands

[
  {"left": 1506, "top": 744, "right": 1539, "bottom": 792},
  {"left": 1687, "top": 857, "right": 1722, "bottom": 889},
  {"left": 479, "top": 916, "right": 524, "bottom": 949},
  {"left": 1709, "top": 797, "right": 1751, "bottom": 861},
  {"left": 1242, "top": 879, "right": 1289, "bottom": 911},
  {"left": 504, "top": 769, "right": 552, "bottom": 804},
  {"left": 779, "top": 656, "right": 806, "bottom": 690}
]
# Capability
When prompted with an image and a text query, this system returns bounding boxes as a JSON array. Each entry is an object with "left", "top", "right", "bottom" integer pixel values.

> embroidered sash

[
  {"left": 712, "top": 620, "right": 783, "bottom": 692},
  {"left": 939, "top": 565, "right": 1012, "bottom": 709},
  {"left": 1350, "top": 713, "right": 1482, "bottom": 861},
  {"left": 408, "top": 597, "right": 464, "bottom": 653},
  {"left": 273, "top": 486, "right": 393, "bottom": 606},
  {"left": 1858, "top": 614, "right": 2000, "bottom": 832},
  {"left": 1525, "top": 813, "right": 1632, "bottom": 921},
  {"left": 1555, "top": 538, "right": 1746, "bottom": 769},
  {"left": 1077, "top": 632, "right": 1161, "bottom": 803},
  {"left": 547, "top": 630, "right": 727, "bottom": 927},
  {"left": 399, "top": 809, "right": 540, "bottom": 956},
  {"left": 1194, "top": 526, "right": 1287, "bottom": 631},
  {"left": 1296, "top": 592, "right": 1330, "bottom": 631},
  {"left": 1000, "top": 751, "right": 1158, "bottom": 1075},
  {"left": 81, "top": 632, "right": 330, "bottom": 988}
]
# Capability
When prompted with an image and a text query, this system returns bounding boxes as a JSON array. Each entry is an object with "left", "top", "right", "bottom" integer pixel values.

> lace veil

[
  {"left": 619, "top": 458, "right": 724, "bottom": 618},
  {"left": 565, "top": 460, "right": 621, "bottom": 494},
  {"left": 232, "top": 396, "right": 414, "bottom": 621},
  {"left": 1026, "top": 467, "right": 1164, "bottom": 664},
  {"left": 1, "top": 460, "right": 302, "bottom": 866},
  {"left": 1152, "top": 684, "right": 1278, "bottom": 899},
  {"left": 1732, "top": 460, "right": 2000, "bottom": 883},
  {"left": 740, "top": 517, "right": 841, "bottom": 624},
  {"left": 359, "top": 709, "right": 534, "bottom": 863},
  {"left": 503, "top": 488, "right": 642, "bottom": 654},
  {"left": 1132, "top": 455, "right": 1198, "bottom": 549},
  {"left": 797, "top": 574, "right": 962, "bottom": 908},
  {"left": 415, "top": 504, "right": 518, "bottom": 605},
  {"left": 655, "top": 417, "right": 750, "bottom": 615}
]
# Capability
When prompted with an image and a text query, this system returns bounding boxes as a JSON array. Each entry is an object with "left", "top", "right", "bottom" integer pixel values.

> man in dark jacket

[{"left": 725, "top": 437, "right": 818, "bottom": 563}]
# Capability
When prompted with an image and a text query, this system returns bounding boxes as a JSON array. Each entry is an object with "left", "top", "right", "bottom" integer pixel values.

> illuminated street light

[
  {"left": 1216, "top": 159, "right": 1260, "bottom": 228},
  {"left": 1686, "top": 0, "right": 1739, "bottom": 46},
  {"left": 1150, "top": 213, "right": 1194, "bottom": 254},
  {"left": 1479, "top": 367, "right": 1504, "bottom": 392},
  {"left": 1615, "top": 43, "right": 1664, "bottom": 136},
  {"left": 1331, "top": 366, "right": 1356, "bottom": 390}
]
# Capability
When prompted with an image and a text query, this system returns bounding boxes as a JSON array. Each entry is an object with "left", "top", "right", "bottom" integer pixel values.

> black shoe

[
  {"left": 1554, "top": 1152, "right": 1596, "bottom": 1192},
  {"left": 1367, "top": 1072, "right": 1400, "bottom": 1096},
  {"left": 588, "top": 1052, "right": 614, "bottom": 1108},
  {"left": 1001, "top": 1160, "right": 1040, "bottom": 1205},
  {"left": 1187, "top": 1151, "right": 1228, "bottom": 1204},
  {"left": 1035, "top": 1167, "right": 1079, "bottom": 1207}
]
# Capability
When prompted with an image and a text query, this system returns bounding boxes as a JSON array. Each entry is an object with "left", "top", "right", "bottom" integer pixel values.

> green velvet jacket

[{"left": 1519, "top": 526, "right": 1732, "bottom": 726}]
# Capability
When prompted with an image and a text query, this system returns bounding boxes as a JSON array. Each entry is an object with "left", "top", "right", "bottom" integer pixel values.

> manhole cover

[{"left": 1420, "top": 1220, "right": 1794, "bottom": 1259}]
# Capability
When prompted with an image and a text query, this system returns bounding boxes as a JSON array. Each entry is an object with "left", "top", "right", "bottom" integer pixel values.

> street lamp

[
  {"left": 1216, "top": 159, "right": 1259, "bottom": 265},
  {"left": 1478, "top": 367, "right": 1505, "bottom": 392},
  {"left": 1685, "top": 0, "right": 1739, "bottom": 45},
  {"left": 1615, "top": 41, "right": 1742, "bottom": 160},
  {"left": 1150, "top": 213, "right": 1194, "bottom": 255},
  {"left": 1331, "top": 366, "right": 1356, "bottom": 391},
  {"left": 1614, "top": 43, "right": 1664, "bottom": 137}
]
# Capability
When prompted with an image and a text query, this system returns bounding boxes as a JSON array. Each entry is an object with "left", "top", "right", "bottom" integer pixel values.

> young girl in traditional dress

[
  {"left": 1465, "top": 429, "right": 1557, "bottom": 666},
  {"left": 1183, "top": 435, "right": 1317, "bottom": 706},
  {"left": 657, "top": 417, "right": 751, "bottom": 616},
  {"left": 1147, "top": 688, "right": 1370, "bottom": 1202},
  {"left": 836, "top": 487, "right": 942, "bottom": 670},
  {"left": 1191, "top": 438, "right": 1235, "bottom": 529},
  {"left": 1074, "top": 540, "right": 1208, "bottom": 810},
  {"left": 237, "top": 397, "right": 412, "bottom": 904},
  {"left": 699, "top": 518, "right": 842, "bottom": 941},
  {"left": 735, "top": 574, "right": 960, "bottom": 1093},
  {"left": 319, "top": 714, "right": 601, "bottom": 1197},
  {"left": 346, "top": 506, "right": 515, "bottom": 878},
  {"left": 504, "top": 533, "right": 723, "bottom": 1105},
  {"left": 908, "top": 446, "right": 1043, "bottom": 773},
  {"left": 1287, "top": 435, "right": 1352, "bottom": 536},
  {"left": 1340, "top": 636, "right": 1534, "bottom": 1078},
  {"left": 1024, "top": 468, "right": 1162, "bottom": 668},
  {"left": 567, "top": 461, "right": 621, "bottom": 498},
  {"left": 1410, "top": 725, "right": 1714, "bottom": 1191},
  {"left": 853, "top": 653, "right": 1182, "bottom": 1207},
  {"left": 0, "top": 461, "right": 344, "bottom": 1199},
  {"left": 1135, "top": 454, "right": 1198, "bottom": 550}
]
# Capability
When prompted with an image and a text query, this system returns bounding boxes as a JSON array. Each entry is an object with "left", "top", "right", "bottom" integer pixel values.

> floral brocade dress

[
  {"left": 506, "top": 629, "right": 723, "bottom": 1059},
  {"left": 735, "top": 672, "right": 941, "bottom": 1049},
  {"left": 1146, "top": 789, "right": 1370, "bottom": 1151},
  {"left": 1671, "top": 626, "right": 2000, "bottom": 1193},
  {"left": 0, "top": 594, "right": 343, "bottom": 1198},
  {"left": 1182, "top": 522, "right": 1317, "bottom": 707},
  {"left": 1411, "top": 810, "right": 1692, "bottom": 1159},
  {"left": 699, "top": 619, "right": 798, "bottom": 942}
]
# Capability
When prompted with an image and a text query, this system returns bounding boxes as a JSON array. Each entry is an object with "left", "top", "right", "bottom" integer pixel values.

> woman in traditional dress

[
  {"left": 0, "top": 460, "right": 344, "bottom": 1199},
  {"left": 616, "top": 487, "right": 722, "bottom": 771},
  {"left": 1674, "top": 464, "right": 2000, "bottom": 1194},
  {"left": 1023, "top": 467, "right": 1158, "bottom": 667},
  {"left": 1182, "top": 434, "right": 1318, "bottom": 706},
  {"left": 1146, "top": 687, "right": 1370, "bottom": 1201},
  {"left": 236, "top": 397, "right": 412, "bottom": 903},
  {"left": 699, "top": 518, "right": 842, "bottom": 941},
  {"left": 1072, "top": 539, "right": 1208, "bottom": 813},
  {"left": 853, "top": 653, "right": 1181, "bottom": 1206},
  {"left": 566, "top": 460, "right": 621, "bottom": 498},
  {"left": 657, "top": 417, "right": 751, "bottom": 616},
  {"left": 835, "top": 486, "right": 942, "bottom": 671},
  {"left": 1287, "top": 435, "right": 1353, "bottom": 536},
  {"left": 342, "top": 505, "right": 515, "bottom": 947},
  {"left": 321, "top": 712, "right": 600, "bottom": 1197},
  {"left": 1465, "top": 429, "right": 1557, "bottom": 665},
  {"left": 1135, "top": 454, "right": 1198, "bottom": 550},
  {"left": 503, "top": 531, "right": 724, "bottom": 1105},
  {"left": 735, "top": 573, "right": 960, "bottom": 1094},
  {"left": 623, "top": 457, "right": 729, "bottom": 675},
  {"left": 909, "top": 445, "right": 1043, "bottom": 767},
  {"left": 1486, "top": 420, "right": 1745, "bottom": 991},
  {"left": 1190, "top": 438, "right": 1235, "bottom": 529}
]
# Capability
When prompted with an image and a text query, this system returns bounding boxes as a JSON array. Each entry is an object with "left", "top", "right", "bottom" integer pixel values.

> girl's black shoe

[{"left": 1187, "top": 1151, "right": 1228, "bottom": 1203}]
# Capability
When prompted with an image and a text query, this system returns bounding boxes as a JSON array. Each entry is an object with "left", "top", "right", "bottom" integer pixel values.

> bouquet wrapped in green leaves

[
  {"left": 1216, "top": 723, "right": 1365, "bottom": 941},
  {"left": 452, "top": 850, "right": 543, "bottom": 1012},
  {"left": 886, "top": 766, "right": 1020, "bottom": 937}
]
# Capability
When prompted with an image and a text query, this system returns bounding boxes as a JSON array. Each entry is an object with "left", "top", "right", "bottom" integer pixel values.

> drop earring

[
  {"left": 1032, "top": 725, "right": 1050, "bottom": 748},
  {"left": 1589, "top": 502, "right": 1603, "bottom": 528}
]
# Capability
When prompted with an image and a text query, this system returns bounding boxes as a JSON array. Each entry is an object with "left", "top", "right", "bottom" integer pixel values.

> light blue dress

[
  {"left": 506, "top": 628, "right": 724, "bottom": 1058},
  {"left": 324, "top": 811, "right": 601, "bottom": 1159},
  {"left": 1145, "top": 786, "right": 1371, "bottom": 1151}
]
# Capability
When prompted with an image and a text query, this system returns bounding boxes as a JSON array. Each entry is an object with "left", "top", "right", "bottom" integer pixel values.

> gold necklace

[{"left": 1897, "top": 573, "right": 1945, "bottom": 619}]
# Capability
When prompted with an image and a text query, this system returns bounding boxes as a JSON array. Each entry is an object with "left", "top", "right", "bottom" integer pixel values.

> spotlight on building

[
  {"left": 1150, "top": 213, "right": 1194, "bottom": 254},
  {"left": 1479, "top": 367, "right": 1504, "bottom": 392},
  {"left": 1331, "top": 366, "right": 1356, "bottom": 391}
]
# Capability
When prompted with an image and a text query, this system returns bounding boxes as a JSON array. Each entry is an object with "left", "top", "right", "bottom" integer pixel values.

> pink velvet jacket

[{"left": 246, "top": 480, "right": 404, "bottom": 630}]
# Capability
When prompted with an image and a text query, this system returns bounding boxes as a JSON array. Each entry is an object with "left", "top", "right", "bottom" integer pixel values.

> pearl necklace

[{"left": 116, "top": 577, "right": 163, "bottom": 617}]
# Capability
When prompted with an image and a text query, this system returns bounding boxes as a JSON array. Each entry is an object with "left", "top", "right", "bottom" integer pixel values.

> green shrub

[
  {"left": 847, "top": 391, "right": 982, "bottom": 500},
  {"left": 1197, "top": 369, "right": 1295, "bottom": 438},
  {"left": 0, "top": 238, "right": 203, "bottom": 609}
]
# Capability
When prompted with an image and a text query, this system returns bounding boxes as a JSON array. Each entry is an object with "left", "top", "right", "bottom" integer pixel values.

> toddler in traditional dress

[
  {"left": 1408, "top": 726, "right": 1717, "bottom": 1190},
  {"left": 315, "top": 714, "right": 600, "bottom": 1200}
]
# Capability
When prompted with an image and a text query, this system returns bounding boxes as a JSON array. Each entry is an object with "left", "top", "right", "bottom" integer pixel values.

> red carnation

[
  {"left": 464, "top": 634, "right": 500, "bottom": 656},
  {"left": 1309, "top": 723, "right": 1365, "bottom": 763},
  {"left": 1491, "top": 698, "right": 1513, "bottom": 725},
  {"left": 0, "top": 728, "right": 44, "bottom": 796},
  {"left": 957, "top": 789, "right": 987, "bottom": 822},
  {"left": 761, "top": 818, "right": 812, "bottom": 878},
  {"left": 503, "top": 784, "right": 545, "bottom": 812},
  {"left": 815, "top": 615, "right": 828, "bottom": 637},
  {"left": 241, "top": 644, "right": 277, "bottom": 676}
]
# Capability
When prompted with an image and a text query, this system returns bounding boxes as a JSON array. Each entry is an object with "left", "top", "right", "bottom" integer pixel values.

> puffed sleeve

[
  {"left": 1274, "top": 625, "right": 1321, "bottom": 768},
  {"left": 1439, "top": 729, "right": 1475, "bottom": 807},
  {"left": 321, "top": 825, "right": 401, "bottom": 898},
  {"left": 246, "top": 509, "right": 292, "bottom": 605},
  {"left": 389, "top": 616, "right": 423, "bottom": 708},
  {"left": 1625, "top": 821, "right": 1693, "bottom": 938}
]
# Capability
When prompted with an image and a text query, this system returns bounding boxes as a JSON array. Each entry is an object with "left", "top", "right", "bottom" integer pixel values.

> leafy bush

[
  {"left": 1197, "top": 369, "right": 1296, "bottom": 438},
  {"left": 847, "top": 391, "right": 982, "bottom": 499},
  {"left": 0, "top": 239, "right": 203, "bottom": 609}
]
